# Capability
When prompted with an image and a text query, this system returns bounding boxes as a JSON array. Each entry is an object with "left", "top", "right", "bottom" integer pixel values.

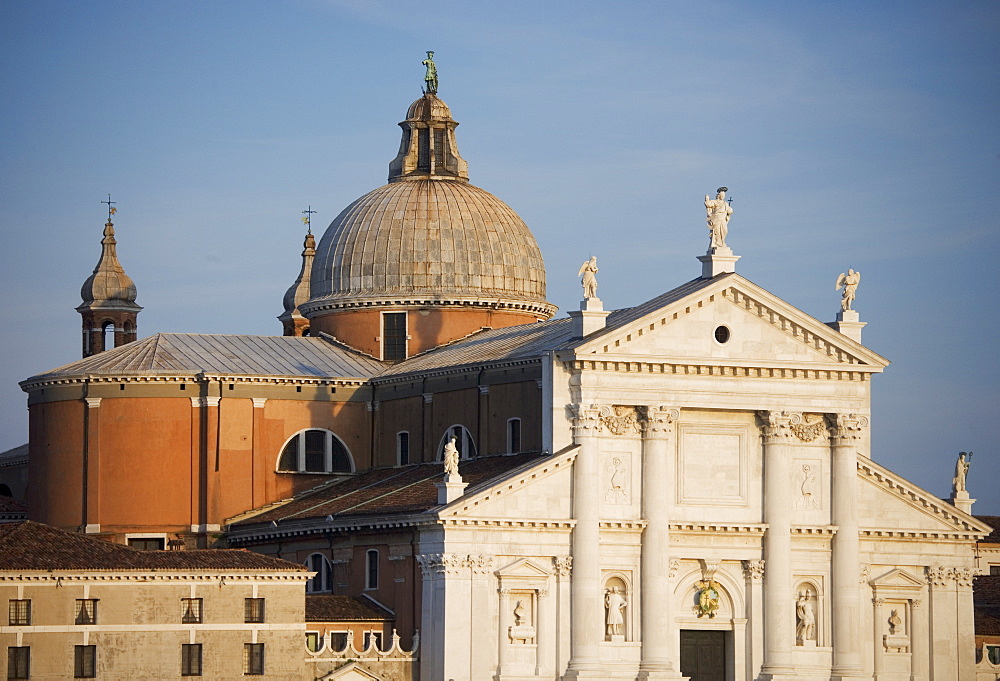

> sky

[{"left": 1, "top": 0, "right": 998, "bottom": 512}]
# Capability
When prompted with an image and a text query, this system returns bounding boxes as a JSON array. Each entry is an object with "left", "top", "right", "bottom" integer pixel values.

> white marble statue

[
  {"left": 513, "top": 600, "right": 527, "bottom": 626},
  {"left": 704, "top": 187, "right": 733, "bottom": 249},
  {"left": 953, "top": 451, "right": 972, "bottom": 494},
  {"left": 605, "top": 587, "right": 626, "bottom": 636},
  {"left": 443, "top": 436, "right": 460, "bottom": 476},
  {"left": 888, "top": 609, "right": 902, "bottom": 635},
  {"left": 835, "top": 269, "right": 861, "bottom": 311},
  {"left": 796, "top": 590, "right": 816, "bottom": 644},
  {"left": 578, "top": 257, "right": 598, "bottom": 299}
]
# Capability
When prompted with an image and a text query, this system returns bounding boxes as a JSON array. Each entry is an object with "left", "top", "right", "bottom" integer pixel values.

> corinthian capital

[
  {"left": 826, "top": 413, "right": 869, "bottom": 445},
  {"left": 640, "top": 405, "right": 681, "bottom": 438},
  {"left": 569, "top": 403, "right": 611, "bottom": 437},
  {"left": 757, "top": 411, "right": 803, "bottom": 443}
]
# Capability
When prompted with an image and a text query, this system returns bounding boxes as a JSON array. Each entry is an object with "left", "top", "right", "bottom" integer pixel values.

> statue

[
  {"left": 605, "top": 587, "right": 626, "bottom": 636},
  {"left": 578, "top": 256, "right": 598, "bottom": 299},
  {"left": 953, "top": 451, "right": 972, "bottom": 494},
  {"left": 704, "top": 187, "right": 733, "bottom": 249},
  {"left": 422, "top": 51, "right": 438, "bottom": 94},
  {"left": 888, "top": 609, "right": 902, "bottom": 635},
  {"left": 835, "top": 269, "right": 861, "bottom": 311},
  {"left": 795, "top": 590, "right": 816, "bottom": 644},
  {"left": 513, "top": 599, "right": 527, "bottom": 626},
  {"left": 443, "top": 435, "right": 460, "bottom": 476}
]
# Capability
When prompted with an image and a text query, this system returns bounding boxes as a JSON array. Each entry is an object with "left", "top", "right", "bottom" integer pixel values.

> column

[
  {"left": 829, "top": 413, "right": 867, "bottom": 679},
  {"left": 638, "top": 406, "right": 682, "bottom": 680},
  {"left": 743, "top": 560, "right": 766, "bottom": 680},
  {"left": 83, "top": 397, "right": 102, "bottom": 532},
  {"left": 555, "top": 557, "right": 573, "bottom": 676},
  {"left": 416, "top": 555, "right": 439, "bottom": 681},
  {"left": 872, "top": 598, "right": 884, "bottom": 681},
  {"left": 565, "top": 404, "right": 605, "bottom": 678},
  {"left": 536, "top": 588, "right": 554, "bottom": 677},
  {"left": 439, "top": 554, "right": 470, "bottom": 681},
  {"left": 498, "top": 588, "right": 512, "bottom": 676},
  {"left": 470, "top": 555, "right": 497, "bottom": 681},
  {"left": 909, "top": 598, "right": 927, "bottom": 681},
  {"left": 759, "top": 411, "right": 798, "bottom": 679},
  {"left": 955, "top": 568, "right": 975, "bottom": 681}
]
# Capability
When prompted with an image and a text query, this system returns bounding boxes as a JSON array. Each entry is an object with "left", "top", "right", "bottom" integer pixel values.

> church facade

[{"left": 19, "top": 70, "right": 987, "bottom": 681}]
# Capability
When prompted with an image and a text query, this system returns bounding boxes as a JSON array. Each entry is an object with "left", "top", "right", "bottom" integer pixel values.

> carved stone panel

[{"left": 677, "top": 424, "right": 749, "bottom": 506}]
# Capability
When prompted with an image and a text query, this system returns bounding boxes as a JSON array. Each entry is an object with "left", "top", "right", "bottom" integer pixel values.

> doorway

[{"left": 680, "top": 629, "right": 727, "bottom": 681}]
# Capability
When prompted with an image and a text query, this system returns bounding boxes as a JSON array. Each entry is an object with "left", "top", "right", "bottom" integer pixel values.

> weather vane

[
  {"left": 101, "top": 194, "right": 117, "bottom": 221},
  {"left": 301, "top": 205, "right": 317, "bottom": 234}
]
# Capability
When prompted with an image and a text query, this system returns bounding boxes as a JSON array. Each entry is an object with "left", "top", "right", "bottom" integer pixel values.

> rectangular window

[
  {"left": 507, "top": 418, "right": 522, "bottom": 453},
  {"left": 75, "top": 599, "right": 98, "bottom": 625},
  {"left": 304, "top": 430, "right": 326, "bottom": 473},
  {"left": 127, "top": 537, "right": 164, "bottom": 550},
  {"left": 382, "top": 312, "right": 407, "bottom": 361},
  {"left": 397, "top": 431, "right": 410, "bottom": 466},
  {"left": 305, "top": 632, "right": 321, "bottom": 653},
  {"left": 991, "top": 565, "right": 1000, "bottom": 576},
  {"left": 366, "top": 549, "right": 379, "bottom": 590},
  {"left": 244, "top": 598, "right": 265, "bottom": 624},
  {"left": 181, "top": 598, "right": 203, "bottom": 624},
  {"left": 74, "top": 645, "right": 96, "bottom": 678},
  {"left": 8, "top": 599, "right": 30, "bottom": 626},
  {"left": 7, "top": 647, "right": 29, "bottom": 680},
  {"left": 181, "top": 643, "right": 202, "bottom": 676},
  {"left": 243, "top": 643, "right": 264, "bottom": 675}
]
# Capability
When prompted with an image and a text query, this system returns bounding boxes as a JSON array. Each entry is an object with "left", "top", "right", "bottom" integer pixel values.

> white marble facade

[{"left": 412, "top": 273, "right": 988, "bottom": 681}]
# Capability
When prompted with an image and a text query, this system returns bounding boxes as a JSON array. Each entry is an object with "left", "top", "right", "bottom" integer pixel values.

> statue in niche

[
  {"left": 421, "top": 51, "right": 438, "bottom": 94},
  {"left": 704, "top": 187, "right": 733, "bottom": 249},
  {"left": 513, "top": 599, "right": 527, "bottom": 626},
  {"left": 952, "top": 451, "right": 972, "bottom": 494},
  {"left": 795, "top": 589, "right": 816, "bottom": 644},
  {"left": 798, "top": 465, "right": 818, "bottom": 509},
  {"left": 605, "top": 457, "right": 629, "bottom": 504},
  {"left": 578, "top": 256, "right": 599, "bottom": 299},
  {"left": 835, "top": 269, "right": 861, "bottom": 311},
  {"left": 888, "top": 609, "right": 902, "bottom": 635},
  {"left": 443, "top": 436, "right": 460, "bottom": 476},
  {"left": 605, "top": 586, "right": 627, "bottom": 636}
]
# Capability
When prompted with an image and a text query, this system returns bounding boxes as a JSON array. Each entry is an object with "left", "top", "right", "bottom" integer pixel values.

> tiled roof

[
  {"left": 0, "top": 443, "right": 28, "bottom": 462},
  {"left": 22, "top": 333, "right": 386, "bottom": 384},
  {"left": 0, "top": 522, "right": 308, "bottom": 572},
  {"left": 231, "top": 452, "right": 546, "bottom": 526},
  {"left": 306, "top": 594, "right": 394, "bottom": 622},
  {"left": 977, "top": 606, "right": 1000, "bottom": 636},
  {"left": 976, "top": 575, "right": 1000, "bottom": 607},
  {"left": 377, "top": 275, "right": 727, "bottom": 378},
  {"left": 0, "top": 496, "right": 27, "bottom": 513},
  {"left": 976, "top": 515, "right": 1000, "bottom": 544}
]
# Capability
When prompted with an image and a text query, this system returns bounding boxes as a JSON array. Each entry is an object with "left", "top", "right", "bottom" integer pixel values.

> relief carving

[
  {"left": 758, "top": 411, "right": 803, "bottom": 443},
  {"left": 640, "top": 405, "right": 681, "bottom": 436},
  {"left": 742, "top": 560, "right": 765, "bottom": 581},
  {"left": 953, "top": 566, "right": 974, "bottom": 587},
  {"left": 791, "top": 413, "right": 829, "bottom": 442},
  {"left": 827, "top": 413, "right": 869, "bottom": 446},
  {"left": 926, "top": 566, "right": 951, "bottom": 586},
  {"left": 604, "top": 456, "right": 630, "bottom": 504},
  {"left": 570, "top": 404, "right": 610, "bottom": 437},
  {"left": 795, "top": 464, "right": 819, "bottom": 509},
  {"left": 602, "top": 405, "right": 641, "bottom": 436},
  {"left": 694, "top": 580, "right": 721, "bottom": 618},
  {"left": 554, "top": 556, "right": 573, "bottom": 577}
]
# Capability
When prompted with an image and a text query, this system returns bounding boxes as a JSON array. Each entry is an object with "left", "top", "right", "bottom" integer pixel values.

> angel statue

[
  {"left": 835, "top": 269, "right": 861, "bottom": 311},
  {"left": 578, "top": 256, "right": 598, "bottom": 299}
]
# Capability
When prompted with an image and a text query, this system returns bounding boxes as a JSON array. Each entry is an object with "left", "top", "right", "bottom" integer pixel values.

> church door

[{"left": 679, "top": 629, "right": 727, "bottom": 681}]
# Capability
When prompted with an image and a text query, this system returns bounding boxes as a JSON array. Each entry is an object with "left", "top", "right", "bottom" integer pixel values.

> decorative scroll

[
  {"left": 569, "top": 404, "right": 610, "bottom": 437},
  {"left": 758, "top": 411, "right": 802, "bottom": 443},
  {"left": 742, "top": 560, "right": 765, "bottom": 581},
  {"left": 827, "top": 413, "right": 869, "bottom": 446},
  {"left": 554, "top": 556, "right": 573, "bottom": 577},
  {"left": 791, "top": 414, "right": 829, "bottom": 442},
  {"left": 640, "top": 405, "right": 681, "bottom": 438},
  {"left": 602, "top": 405, "right": 641, "bottom": 436}
]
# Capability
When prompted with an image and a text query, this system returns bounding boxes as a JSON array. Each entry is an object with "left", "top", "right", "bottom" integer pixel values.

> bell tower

[{"left": 77, "top": 198, "right": 141, "bottom": 357}]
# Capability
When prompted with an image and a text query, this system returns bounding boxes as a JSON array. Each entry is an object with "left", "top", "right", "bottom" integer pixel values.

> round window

[{"left": 714, "top": 325, "right": 731, "bottom": 344}]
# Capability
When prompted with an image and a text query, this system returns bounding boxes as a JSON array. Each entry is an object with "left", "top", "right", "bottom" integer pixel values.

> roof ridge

[{"left": 316, "top": 332, "right": 385, "bottom": 363}]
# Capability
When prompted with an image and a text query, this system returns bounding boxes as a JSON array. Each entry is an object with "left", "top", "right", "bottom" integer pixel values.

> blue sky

[{"left": 2, "top": 0, "right": 998, "bottom": 511}]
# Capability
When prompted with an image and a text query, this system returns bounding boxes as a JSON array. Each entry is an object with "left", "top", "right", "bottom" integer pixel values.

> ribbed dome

[
  {"left": 303, "top": 179, "right": 552, "bottom": 314},
  {"left": 79, "top": 220, "right": 140, "bottom": 309}
]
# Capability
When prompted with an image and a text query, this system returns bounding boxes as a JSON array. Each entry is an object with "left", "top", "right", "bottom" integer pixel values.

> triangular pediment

[
  {"left": 857, "top": 455, "right": 992, "bottom": 538},
  {"left": 438, "top": 445, "right": 578, "bottom": 521},
  {"left": 567, "top": 274, "right": 888, "bottom": 371},
  {"left": 496, "top": 557, "right": 553, "bottom": 578},
  {"left": 869, "top": 568, "right": 925, "bottom": 590}
]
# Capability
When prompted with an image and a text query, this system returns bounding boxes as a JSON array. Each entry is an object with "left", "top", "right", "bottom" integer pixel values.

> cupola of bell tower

[
  {"left": 76, "top": 197, "right": 141, "bottom": 357},
  {"left": 279, "top": 208, "right": 317, "bottom": 337}
]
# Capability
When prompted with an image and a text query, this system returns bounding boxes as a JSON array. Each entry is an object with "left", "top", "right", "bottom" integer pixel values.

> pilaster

[
  {"left": 743, "top": 560, "right": 766, "bottom": 680},
  {"left": 83, "top": 397, "right": 102, "bottom": 530}
]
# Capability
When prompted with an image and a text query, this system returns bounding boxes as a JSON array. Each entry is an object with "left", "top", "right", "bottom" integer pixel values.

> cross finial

[
  {"left": 301, "top": 205, "right": 317, "bottom": 235},
  {"left": 101, "top": 194, "right": 117, "bottom": 221}
]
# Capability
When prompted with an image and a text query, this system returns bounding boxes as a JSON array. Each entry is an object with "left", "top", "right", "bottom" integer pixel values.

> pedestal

[
  {"left": 951, "top": 490, "right": 975, "bottom": 514},
  {"left": 697, "top": 246, "right": 740, "bottom": 278},
  {"left": 828, "top": 309, "right": 867, "bottom": 343},
  {"left": 569, "top": 297, "right": 611, "bottom": 337},
  {"left": 434, "top": 473, "right": 468, "bottom": 504}
]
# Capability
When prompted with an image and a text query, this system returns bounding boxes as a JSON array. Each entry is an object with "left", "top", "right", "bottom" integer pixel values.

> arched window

[
  {"left": 437, "top": 425, "right": 477, "bottom": 461},
  {"left": 365, "top": 549, "right": 379, "bottom": 590},
  {"left": 277, "top": 429, "right": 354, "bottom": 474},
  {"left": 101, "top": 321, "right": 115, "bottom": 352},
  {"left": 305, "top": 553, "right": 333, "bottom": 593}
]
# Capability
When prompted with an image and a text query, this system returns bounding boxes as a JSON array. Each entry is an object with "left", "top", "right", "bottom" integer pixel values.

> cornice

[
  {"left": 374, "top": 357, "right": 541, "bottom": 385},
  {"left": 0, "top": 572, "right": 308, "bottom": 583},
  {"left": 439, "top": 518, "right": 574, "bottom": 530},
  {"left": 559, "top": 357, "right": 874, "bottom": 381},
  {"left": 21, "top": 372, "right": 370, "bottom": 392},
  {"left": 301, "top": 294, "right": 557, "bottom": 318},
  {"left": 669, "top": 523, "right": 767, "bottom": 534},
  {"left": 226, "top": 514, "right": 436, "bottom": 544}
]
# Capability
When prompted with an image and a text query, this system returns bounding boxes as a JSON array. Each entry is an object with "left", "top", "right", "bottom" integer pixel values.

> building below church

[{"left": 14, "top": 67, "right": 991, "bottom": 680}]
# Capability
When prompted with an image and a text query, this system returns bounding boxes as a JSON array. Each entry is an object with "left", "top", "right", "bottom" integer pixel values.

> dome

[
  {"left": 79, "top": 220, "right": 140, "bottom": 309},
  {"left": 303, "top": 179, "right": 553, "bottom": 315}
]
